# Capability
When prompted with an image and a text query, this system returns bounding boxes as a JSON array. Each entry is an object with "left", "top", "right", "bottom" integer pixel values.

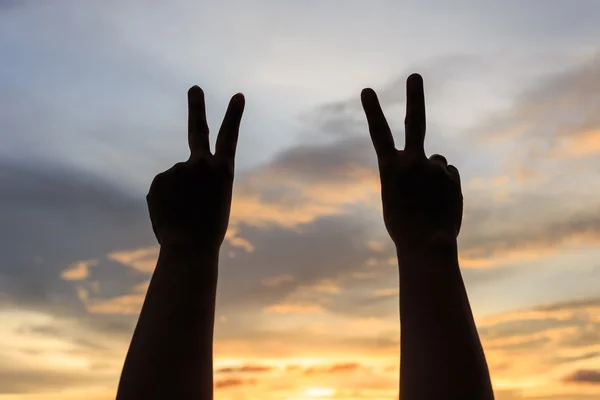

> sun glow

[{"left": 304, "top": 388, "right": 336, "bottom": 397}]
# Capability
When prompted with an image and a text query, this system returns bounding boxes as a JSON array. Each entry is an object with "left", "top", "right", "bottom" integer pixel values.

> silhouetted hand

[
  {"left": 361, "top": 74, "right": 462, "bottom": 252},
  {"left": 146, "top": 86, "right": 245, "bottom": 250}
]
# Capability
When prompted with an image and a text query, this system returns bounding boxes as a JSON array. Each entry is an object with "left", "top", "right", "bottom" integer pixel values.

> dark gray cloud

[
  {"left": 480, "top": 317, "right": 576, "bottom": 341},
  {"left": 473, "top": 55, "right": 600, "bottom": 168},
  {"left": 479, "top": 297, "right": 600, "bottom": 347},
  {"left": 325, "top": 289, "right": 398, "bottom": 319},
  {"left": 0, "top": 158, "right": 151, "bottom": 326},
  {"left": 539, "top": 297, "right": 600, "bottom": 312},
  {"left": 16, "top": 317, "right": 132, "bottom": 350},
  {"left": 552, "top": 351, "right": 600, "bottom": 365},
  {"left": 563, "top": 369, "right": 600, "bottom": 385},
  {"left": 514, "top": 56, "right": 600, "bottom": 140},
  {"left": 0, "top": 154, "right": 387, "bottom": 322},
  {"left": 265, "top": 136, "right": 376, "bottom": 183},
  {"left": 460, "top": 201, "right": 600, "bottom": 261},
  {"left": 295, "top": 57, "right": 477, "bottom": 167},
  {"left": 217, "top": 214, "right": 381, "bottom": 311},
  {"left": 477, "top": 298, "right": 600, "bottom": 381},
  {"left": 215, "top": 377, "right": 256, "bottom": 389},
  {"left": 0, "top": 151, "right": 382, "bottom": 340}
]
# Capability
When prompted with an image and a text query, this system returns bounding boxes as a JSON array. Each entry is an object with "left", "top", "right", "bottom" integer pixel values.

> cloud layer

[{"left": 2, "top": 1, "right": 600, "bottom": 399}]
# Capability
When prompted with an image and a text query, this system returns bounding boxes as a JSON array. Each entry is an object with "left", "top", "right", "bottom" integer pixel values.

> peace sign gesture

[
  {"left": 147, "top": 86, "right": 245, "bottom": 251},
  {"left": 361, "top": 74, "right": 462, "bottom": 252}
]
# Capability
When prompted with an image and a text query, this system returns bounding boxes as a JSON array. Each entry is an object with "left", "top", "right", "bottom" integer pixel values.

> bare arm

[
  {"left": 116, "top": 87, "right": 245, "bottom": 400},
  {"left": 361, "top": 74, "right": 494, "bottom": 400},
  {"left": 398, "top": 243, "right": 493, "bottom": 400}
]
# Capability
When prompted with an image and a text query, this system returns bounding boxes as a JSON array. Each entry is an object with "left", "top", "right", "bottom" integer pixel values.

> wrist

[
  {"left": 396, "top": 236, "right": 458, "bottom": 276},
  {"left": 158, "top": 243, "right": 220, "bottom": 282},
  {"left": 395, "top": 234, "right": 458, "bottom": 266},
  {"left": 160, "top": 241, "right": 220, "bottom": 258},
  {"left": 395, "top": 236, "right": 463, "bottom": 298}
]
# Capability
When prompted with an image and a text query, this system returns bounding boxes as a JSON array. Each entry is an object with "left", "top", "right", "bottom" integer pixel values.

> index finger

[
  {"left": 188, "top": 86, "right": 210, "bottom": 157},
  {"left": 361, "top": 88, "right": 396, "bottom": 162},
  {"left": 404, "top": 73, "right": 426, "bottom": 157}
]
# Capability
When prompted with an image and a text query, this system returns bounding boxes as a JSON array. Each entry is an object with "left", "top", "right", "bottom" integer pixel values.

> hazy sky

[{"left": 1, "top": 1, "right": 600, "bottom": 399}]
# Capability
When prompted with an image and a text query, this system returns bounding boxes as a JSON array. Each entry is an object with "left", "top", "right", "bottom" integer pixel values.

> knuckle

[
  {"left": 148, "top": 174, "right": 163, "bottom": 191},
  {"left": 171, "top": 161, "right": 187, "bottom": 171}
]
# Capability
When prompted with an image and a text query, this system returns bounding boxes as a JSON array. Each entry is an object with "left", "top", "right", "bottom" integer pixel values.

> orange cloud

[
  {"left": 459, "top": 247, "right": 552, "bottom": 268},
  {"left": 514, "top": 167, "right": 542, "bottom": 182},
  {"left": 460, "top": 229, "right": 600, "bottom": 269},
  {"left": 265, "top": 303, "right": 325, "bottom": 314},
  {"left": 231, "top": 191, "right": 345, "bottom": 228},
  {"left": 217, "top": 365, "right": 274, "bottom": 374},
  {"left": 225, "top": 226, "right": 255, "bottom": 252},
  {"left": 86, "top": 294, "right": 144, "bottom": 315},
  {"left": 132, "top": 280, "right": 150, "bottom": 293},
  {"left": 264, "top": 279, "right": 342, "bottom": 315},
  {"left": 61, "top": 259, "right": 97, "bottom": 281},
  {"left": 108, "top": 247, "right": 158, "bottom": 273},
  {"left": 548, "top": 129, "right": 600, "bottom": 158},
  {"left": 478, "top": 297, "right": 600, "bottom": 326},
  {"left": 304, "top": 362, "right": 363, "bottom": 375},
  {"left": 475, "top": 297, "right": 600, "bottom": 392}
]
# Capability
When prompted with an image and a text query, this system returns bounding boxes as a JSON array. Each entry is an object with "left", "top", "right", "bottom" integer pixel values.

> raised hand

[
  {"left": 361, "top": 74, "right": 462, "bottom": 252},
  {"left": 117, "top": 87, "right": 245, "bottom": 400},
  {"left": 147, "top": 86, "right": 245, "bottom": 251},
  {"left": 362, "top": 75, "right": 494, "bottom": 400}
]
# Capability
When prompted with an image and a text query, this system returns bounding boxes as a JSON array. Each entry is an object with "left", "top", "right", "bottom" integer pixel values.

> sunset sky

[{"left": 1, "top": 1, "right": 600, "bottom": 399}]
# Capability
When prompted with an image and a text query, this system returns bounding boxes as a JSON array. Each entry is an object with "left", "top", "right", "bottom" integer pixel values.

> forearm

[
  {"left": 116, "top": 245, "right": 219, "bottom": 400},
  {"left": 397, "top": 240, "right": 494, "bottom": 400}
]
